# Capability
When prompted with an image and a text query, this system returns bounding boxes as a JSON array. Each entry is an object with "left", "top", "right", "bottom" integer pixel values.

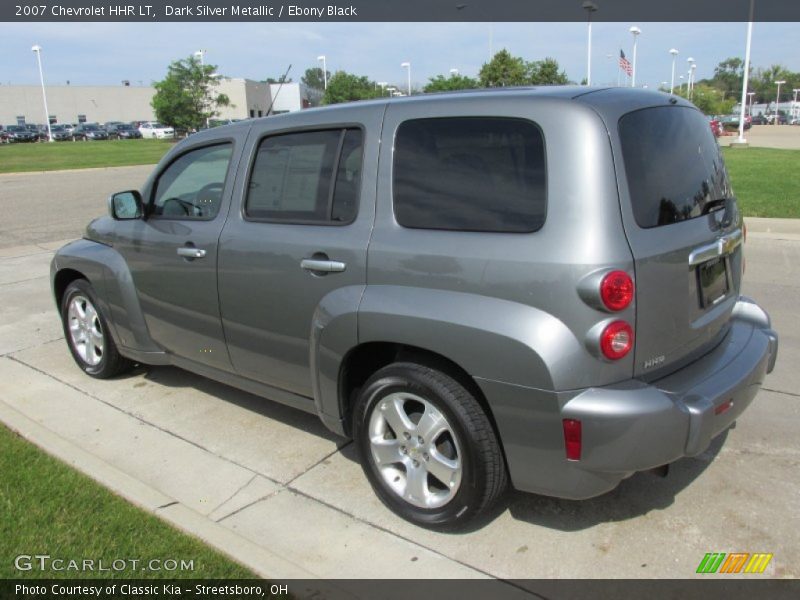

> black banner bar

[
  {"left": 3, "top": 0, "right": 800, "bottom": 23},
  {"left": 3, "top": 579, "right": 800, "bottom": 600}
]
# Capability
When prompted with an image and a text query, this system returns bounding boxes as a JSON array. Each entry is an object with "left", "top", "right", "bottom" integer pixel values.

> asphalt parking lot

[{"left": 0, "top": 165, "right": 798, "bottom": 582}]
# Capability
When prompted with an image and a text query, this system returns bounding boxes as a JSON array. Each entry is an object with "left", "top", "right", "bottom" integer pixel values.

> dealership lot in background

[{"left": 0, "top": 165, "right": 798, "bottom": 579}]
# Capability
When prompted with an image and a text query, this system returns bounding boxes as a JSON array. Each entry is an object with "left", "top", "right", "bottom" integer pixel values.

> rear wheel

[
  {"left": 60, "top": 279, "right": 133, "bottom": 378},
  {"left": 353, "top": 362, "right": 507, "bottom": 530}
]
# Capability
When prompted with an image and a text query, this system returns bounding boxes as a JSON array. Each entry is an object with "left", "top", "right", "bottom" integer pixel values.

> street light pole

[
  {"left": 774, "top": 80, "right": 786, "bottom": 125},
  {"left": 583, "top": 1, "right": 598, "bottom": 86},
  {"left": 793, "top": 88, "right": 800, "bottom": 123},
  {"left": 669, "top": 48, "right": 679, "bottom": 94},
  {"left": 747, "top": 92, "right": 756, "bottom": 116},
  {"left": 31, "top": 45, "right": 52, "bottom": 142},
  {"left": 686, "top": 57, "right": 695, "bottom": 99},
  {"left": 690, "top": 63, "right": 697, "bottom": 99},
  {"left": 317, "top": 55, "right": 327, "bottom": 89},
  {"left": 736, "top": 0, "right": 754, "bottom": 144},
  {"left": 401, "top": 62, "right": 411, "bottom": 96},
  {"left": 629, "top": 26, "right": 641, "bottom": 87}
]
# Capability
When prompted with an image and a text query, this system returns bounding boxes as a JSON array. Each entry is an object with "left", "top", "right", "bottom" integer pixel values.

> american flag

[{"left": 619, "top": 50, "right": 633, "bottom": 76}]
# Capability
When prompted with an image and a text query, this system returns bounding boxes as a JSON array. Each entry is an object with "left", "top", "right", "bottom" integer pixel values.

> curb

[{"left": 0, "top": 399, "right": 321, "bottom": 581}]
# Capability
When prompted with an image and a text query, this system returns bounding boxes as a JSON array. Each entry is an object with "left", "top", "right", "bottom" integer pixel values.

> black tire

[
  {"left": 353, "top": 362, "right": 507, "bottom": 530},
  {"left": 60, "top": 279, "right": 133, "bottom": 379}
]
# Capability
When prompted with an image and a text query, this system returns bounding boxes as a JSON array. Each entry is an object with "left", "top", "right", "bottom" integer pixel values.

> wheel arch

[
  {"left": 53, "top": 267, "right": 88, "bottom": 309},
  {"left": 337, "top": 341, "right": 503, "bottom": 448}
]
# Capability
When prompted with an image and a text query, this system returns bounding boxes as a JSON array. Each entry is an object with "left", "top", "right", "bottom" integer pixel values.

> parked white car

[{"left": 138, "top": 122, "right": 175, "bottom": 139}]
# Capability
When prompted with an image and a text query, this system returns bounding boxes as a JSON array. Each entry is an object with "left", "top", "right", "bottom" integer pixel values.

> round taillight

[
  {"left": 600, "top": 270, "right": 634, "bottom": 311},
  {"left": 600, "top": 321, "right": 634, "bottom": 360}
]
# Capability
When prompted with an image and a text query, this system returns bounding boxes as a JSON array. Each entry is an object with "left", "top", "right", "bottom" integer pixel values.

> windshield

[{"left": 619, "top": 106, "right": 733, "bottom": 228}]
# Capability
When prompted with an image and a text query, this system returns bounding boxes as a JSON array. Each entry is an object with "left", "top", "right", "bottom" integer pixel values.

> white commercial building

[
  {"left": 0, "top": 79, "right": 320, "bottom": 126},
  {"left": 0, "top": 85, "right": 156, "bottom": 125}
]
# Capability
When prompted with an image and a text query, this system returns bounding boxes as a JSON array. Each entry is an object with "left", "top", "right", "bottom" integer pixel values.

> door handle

[
  {"left": 177, "top": 247, "right": 207, "bottom": 259},
  {"left": 300, "top": 258, "right": 346, "bottom": 273}
]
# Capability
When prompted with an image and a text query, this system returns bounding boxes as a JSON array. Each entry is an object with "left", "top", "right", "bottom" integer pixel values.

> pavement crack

[
  {"left": 1, "top": 337, "right": 64, "bottom": 358},
  {"left": 282, "top": 485, "right": 534, "bottom": 590},
  {"left": 156, "top": 501, "right": 179, "bottom": 510},
  {"left": 282, "top": 441, "right": 352, "bottom": 488},
  {"left": 215, "top": 489, "right": 283, "bottom": 524},
  {"left": 4, "top": 355, "right": 285, "bottom": 488},
  {"left": 762, "top": 387, "right": 800, "bottom": 399},
  {"left": 209, "top": 473, "right": 257, "bottom": 516},
  {"left": 0, "top": 275, "right": 49, "bottom": 287}
]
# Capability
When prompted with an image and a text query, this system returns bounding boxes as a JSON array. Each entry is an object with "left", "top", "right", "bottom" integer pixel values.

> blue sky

[{"left": 2, "top": 21, "right": 798, "bottom": 91}]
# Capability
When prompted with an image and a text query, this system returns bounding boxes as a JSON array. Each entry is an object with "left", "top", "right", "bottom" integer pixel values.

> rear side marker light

[
  {"left": 600, "top": 320, "right": 634, "bottom": 360},
  {"left": 599, "top": 270, "right": 634, "bottom": 311},
  {"left": 562, "top": 419, "right": 582, "bottom": 461},
  {"left": 715, "top": 399, "right": 734, "bottom": 415}
]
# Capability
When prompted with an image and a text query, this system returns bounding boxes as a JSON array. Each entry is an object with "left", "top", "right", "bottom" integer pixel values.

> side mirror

[{"left": 108, "top": 190, "right": 144, "bottom": 220}]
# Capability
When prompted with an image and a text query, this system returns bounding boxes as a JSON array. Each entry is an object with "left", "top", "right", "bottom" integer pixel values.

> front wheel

[
  {"left": 353, "top": 362, "right": 507, "bottom": 530},
  {"left": 60, "top": 279, "right": 133, "bottom": 378}
]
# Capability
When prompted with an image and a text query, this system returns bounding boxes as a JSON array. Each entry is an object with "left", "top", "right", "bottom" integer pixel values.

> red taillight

[
  {"left": 743, "top": 222, "right": 747, "bottom": 243},
  {"left": 562, "top": 419, "right": 582, "bottom": 460},
  {"left": 599, "top": 270, "right": 634, "bottom": 311},
  {"left": 600, "top": 320, "right": 634, "bottom": 360}
]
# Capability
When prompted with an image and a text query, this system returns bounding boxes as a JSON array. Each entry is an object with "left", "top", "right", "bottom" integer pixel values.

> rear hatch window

[
  {"left": 619, "top": 106, "right": 732, "bottom": 228},
  {"left": 617, "top": 105, "right": 742, "bottom": 380}
]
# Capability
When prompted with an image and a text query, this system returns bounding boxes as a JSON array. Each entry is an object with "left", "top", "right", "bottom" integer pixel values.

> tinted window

[
  {"left": 246, "top": 128, "right": 363, "bottom": 224},
  {"left": 393, "top": 118, "right": 546, "bottom": 233},
  {"left": 152, "top": 143, "right": 233, "bottom": 219},
  {"left": 619, "top": 106, "right": 733, "bottom": 228}
]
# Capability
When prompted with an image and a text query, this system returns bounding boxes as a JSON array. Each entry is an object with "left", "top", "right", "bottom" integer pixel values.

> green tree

[
  {"left": 323, "top": 71, "right": 381, "bottom": 105},
  {"left": 479, "top": 50, "right": 569, "bottom": 87},
  {"left": 528, "top": 58, "right": 569, "bottom": 85},
  {"left": 750, "top": 65, "right": 798, "bottom": 104},
  {"left": 478, "top": 50, "right": 529, "bottom": 87},
  {"left": 151, "top": 55, "right": 230, "bottom": 132},
  {"left": 301, "top": 67, "right": 329, "bottom": 91},
  {"left": 674, "top": 84, "right": 736, "bottom": 115},
  {"left": 711, "top": 57, "right": 744, "bottom": 99},
  {"left": 423, "top": 73, "right": 479, "bottom": 93}
]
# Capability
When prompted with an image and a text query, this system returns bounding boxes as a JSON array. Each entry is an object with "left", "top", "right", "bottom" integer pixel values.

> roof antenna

[{"left": 266, "top": 64, "right": 292, "bottom": 116}]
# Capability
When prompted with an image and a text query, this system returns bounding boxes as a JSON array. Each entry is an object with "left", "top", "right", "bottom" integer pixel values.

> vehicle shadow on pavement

[
  {"left": 503, "top": 430, "right": 729, "bottom": 532},
  {"left": 137, "top": 364, "right": 343, "bottom": 445}
]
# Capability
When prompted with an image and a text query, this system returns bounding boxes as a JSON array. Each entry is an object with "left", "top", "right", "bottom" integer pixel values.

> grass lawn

[
  {"left": 0, "top": 139, "right": 796, "bottom": 220},
  {"left": 722, "top": 147, "right": 800, "bottom": 219},
  {"left": 0, "top": 139, "right": 173, "bottom": 174},
  {"left": 0, "top": 424, "right": 256, "bottom": 579}
]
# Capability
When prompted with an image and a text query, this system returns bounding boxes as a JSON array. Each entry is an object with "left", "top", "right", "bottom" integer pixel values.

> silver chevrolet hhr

[{"left": 51, "top": 87, "right": 778, "bottom": 529}]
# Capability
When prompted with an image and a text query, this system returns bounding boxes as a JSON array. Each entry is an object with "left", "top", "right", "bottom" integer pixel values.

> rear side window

[
  {"left": 393, "top": 117, "right": 546, "bottom": 233},
  {"left": 619, "top": 106, "right": 733, "bottom": 228},
  {"left": 246, "top": 128, "right": 363, "bottom": 224}
]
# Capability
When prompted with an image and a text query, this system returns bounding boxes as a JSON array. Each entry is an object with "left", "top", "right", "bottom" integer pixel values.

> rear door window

[
  {"left": 619, "top": 106, "right": 733, "bottom": 228},
  {"left": 393, "top": 117, "right": 547, "bottom": 233},
  {"left": 245, "top": 128, "right": 363, "bottom": 224}
]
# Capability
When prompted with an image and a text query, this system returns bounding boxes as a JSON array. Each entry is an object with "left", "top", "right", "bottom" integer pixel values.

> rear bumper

[{"left": 481, "top": 296, "right": 778, "bottom": 499}]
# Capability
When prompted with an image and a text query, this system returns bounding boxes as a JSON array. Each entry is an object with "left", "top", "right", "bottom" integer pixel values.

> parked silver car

[{"left": 51, "top": 88, "right": 778, "bottom": 529}]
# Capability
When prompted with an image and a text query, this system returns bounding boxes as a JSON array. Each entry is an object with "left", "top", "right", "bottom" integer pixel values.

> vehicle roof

[{"left": 197, "top": 86, "right": 695, "bottom": 138}]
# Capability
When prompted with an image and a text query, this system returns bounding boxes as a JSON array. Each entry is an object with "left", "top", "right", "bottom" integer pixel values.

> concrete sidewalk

[{"left": 0, "top": 227, "right": 798, "bottom": 583}]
